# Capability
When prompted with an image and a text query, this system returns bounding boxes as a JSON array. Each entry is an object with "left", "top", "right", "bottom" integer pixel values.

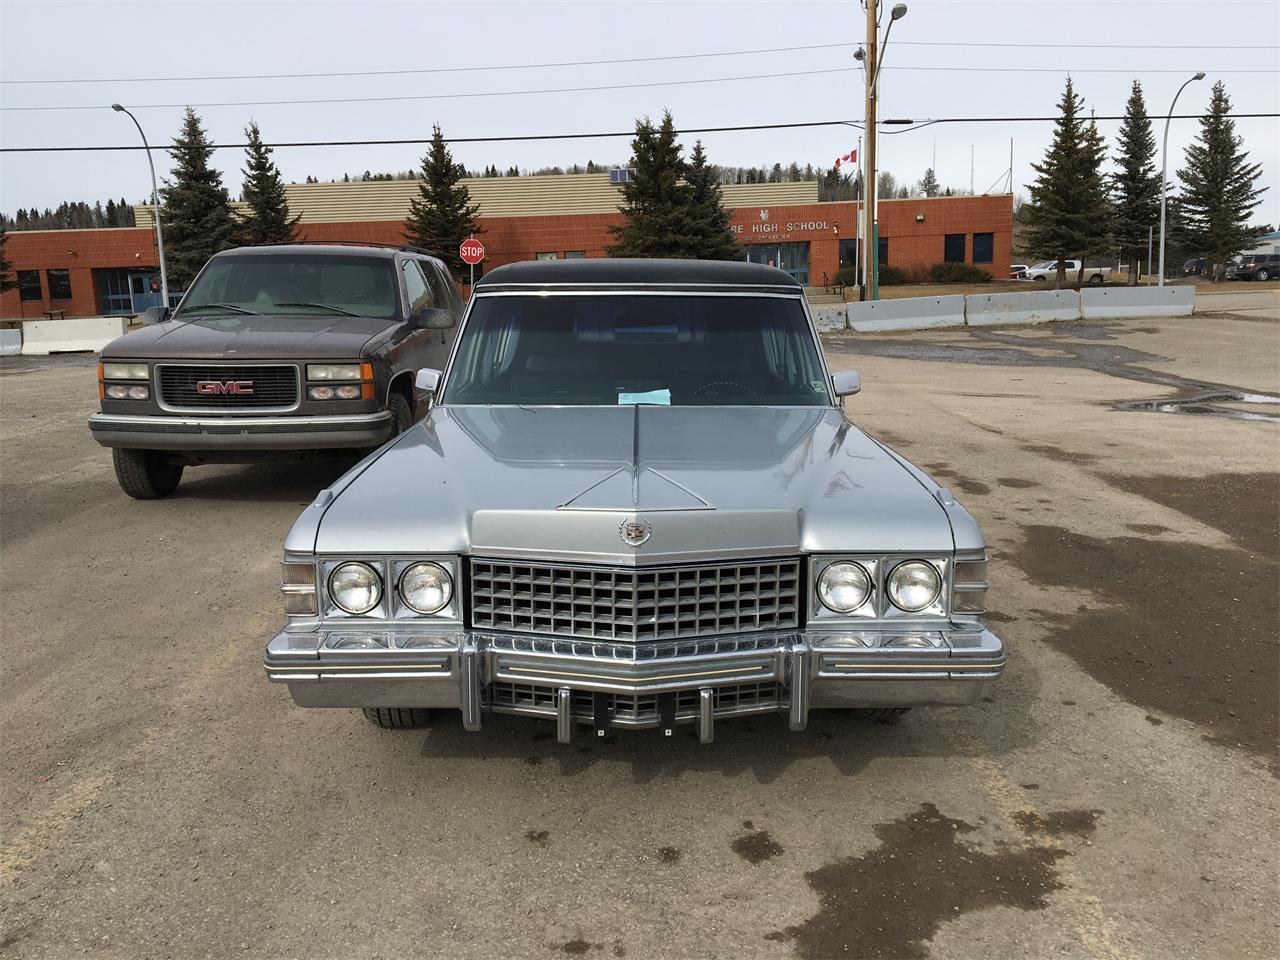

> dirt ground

[{"left": 1, "top": 308, "right": 1278, "bottom": 959}]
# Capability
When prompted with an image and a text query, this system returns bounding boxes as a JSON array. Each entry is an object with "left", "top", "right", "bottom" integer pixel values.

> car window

[
  {"left": 443, "top": 294, "right": 829, "bottom": 407},
  {"left": 401, "top": 259, "right": 432, "bottom": 314}
]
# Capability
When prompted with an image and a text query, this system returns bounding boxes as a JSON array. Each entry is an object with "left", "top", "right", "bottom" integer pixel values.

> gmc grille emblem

[{"left": 195, "top": 379, "right": 254, "bottom": 395}]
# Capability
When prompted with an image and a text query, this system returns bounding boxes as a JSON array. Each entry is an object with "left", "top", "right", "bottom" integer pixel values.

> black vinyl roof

[
  {"left": 475, "top": 258, "right": 802, "bottom": 289},
  {"left": 214, "top": 243, "right": 415, "bottom": 259}
]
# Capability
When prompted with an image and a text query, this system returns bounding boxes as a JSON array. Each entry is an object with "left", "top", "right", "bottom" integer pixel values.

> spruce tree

[
  {"left": 403, "top": 124, "right": 483, "bottom": 280},
  {"left": 1111, "top": 81, "right": 1160, "bottom": 284},
  {"left": 920, "top": 168, "right": 940, "bottom": 198},
  {"left": 161, "top": 107, "right": 238, "bottom": 287},
  {"left": 239, "top": 121, "right": 301, "bottom": 245},
  {"left": 0, "top": 226, "right": 16, "bottom": 294},
  {"left": 683, "top": 141, "right": 743, "bottom": 261},
  {"left": 1177, "top": 80, "right": 1267, "bottom": 278},
  {"left": 1024, "top": 78, "right": 1112, "bottom": 287},
  {"left": 606, "top": 112, "right": 692, "bottom": 258}
]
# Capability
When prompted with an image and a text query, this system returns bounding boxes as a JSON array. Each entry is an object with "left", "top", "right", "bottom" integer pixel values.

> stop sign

[{"left": 459, "top": 238, "right": 485, "bottom": 265}]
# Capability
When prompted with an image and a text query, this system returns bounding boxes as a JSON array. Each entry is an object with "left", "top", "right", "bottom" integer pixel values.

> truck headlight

[
  {"left": 817, "top": 561, "right": 873, "bottom": 613},
  {"left": 101, "top": 362, "right": 149, "bottom": 380},
  {"left": 887, "top": 561, "right": 942, "bottom": 612},
  {"left": 329, "top": 562, "right": 382, "bottom": 615},
  {"left": 398, "top": 561, "right": 452, "bottom": 614},
  {"left": 307, "top": 363, "right": 365, "bottom": 381}
]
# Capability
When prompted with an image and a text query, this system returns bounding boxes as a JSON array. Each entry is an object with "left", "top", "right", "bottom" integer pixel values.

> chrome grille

[
  {"left": 469, "top": 558, "right": 801, "bottom": 642},
  {"left": 157, "top": 364, "right": 299, "bottom": 410},
  {"left": 489, "top": 680, "right": 785, "bottom": 721}
]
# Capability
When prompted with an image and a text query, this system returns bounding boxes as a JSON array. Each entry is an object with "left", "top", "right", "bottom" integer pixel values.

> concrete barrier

[
  {"left": 809, "top": 304, "right": 849, "bottom": 332},
  {"left": 965, "top": 289, "right": 1081, "bottom": 326},
  {"left": 1081, "top": 285, "right": 1195, "bottom": 319},
  {"left": 0, "top": 329, "right": 21, "bottom": 357},
  {"left": 21, "top": 316, "right": 128, "bottom": 356},
  {"left": 848, "top": 295, "right": 965, "bottom": 333}
]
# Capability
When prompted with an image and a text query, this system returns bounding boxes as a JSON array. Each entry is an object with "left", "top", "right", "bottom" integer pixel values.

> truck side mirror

[
  {"left": 831, "top": 370, "right": 861, "bottom": 398},
  {"left": 415, "top": 368, "right": 442, "bottom": 395},
  {"left": 140, "top": 306, "right": 170, "bottom": 325}
]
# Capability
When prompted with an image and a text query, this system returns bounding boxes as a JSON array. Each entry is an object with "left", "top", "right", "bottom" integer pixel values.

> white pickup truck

[{"left": 1021, "top": 260, "right": 1111, "bottom": 285}]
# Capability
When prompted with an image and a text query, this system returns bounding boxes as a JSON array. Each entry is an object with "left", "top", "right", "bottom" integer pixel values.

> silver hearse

[{"left": 263, "top": 259, "right": 1004, "bottom": 742}]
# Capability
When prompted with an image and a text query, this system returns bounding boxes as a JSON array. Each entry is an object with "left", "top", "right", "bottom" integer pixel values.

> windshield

[
  {"left": 174, "top": 254, "right": 399, "bottom": 319},
  {"left": 442, "top": 294, "right": 830, "bottom": 407}
]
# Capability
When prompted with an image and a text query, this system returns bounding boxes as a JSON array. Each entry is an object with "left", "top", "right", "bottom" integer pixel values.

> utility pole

[{"left": 864, "top": 0, "right": 878, "bottom": 301}]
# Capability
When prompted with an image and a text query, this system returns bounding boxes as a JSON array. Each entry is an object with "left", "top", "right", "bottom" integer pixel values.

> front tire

[
  {"left": 362, "top": 707, "right": 432, "bottom": 729},
  {"left": 112, "top": 448, "right": 183, "bottom": 499},
  {"left": 1088, "top": 274, "right": 1104, "bottom": 286},
  {"left": 387, "top": 392, "right": 413, "bottom": 438},
  {"left": 857, "top": 707, "right": 912, "bottom": 722},
  {"left": 1257, "top": 269, "right": 1271, "bottom": 281}
]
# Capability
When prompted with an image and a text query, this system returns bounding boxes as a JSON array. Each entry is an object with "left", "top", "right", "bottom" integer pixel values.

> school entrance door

[{"left": 746, "top": 242, "right": 810, "bottom": 285}]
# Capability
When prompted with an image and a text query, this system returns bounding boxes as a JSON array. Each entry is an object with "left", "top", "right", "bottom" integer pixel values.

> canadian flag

[{"left": 834, "top": 148, "right": 858, "bottom": 169}]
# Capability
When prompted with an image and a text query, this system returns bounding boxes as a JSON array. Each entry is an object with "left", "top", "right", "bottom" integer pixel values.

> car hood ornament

[{"left": 620, "top": 517, "right": 652, "bottom": 547}]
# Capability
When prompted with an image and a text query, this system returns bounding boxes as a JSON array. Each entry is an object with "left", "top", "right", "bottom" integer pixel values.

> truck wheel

[
  {"left": 1257, "top": 269, "right": 1271, "bottom": 281},
  {"left": 112, "top": 448, "right": 183, "bottom": 499},
  {"left": 857, "top": 707, "right": 911, "bottom": 722},
  {"left": 388, "top": 392, "right": 413, "bottom": 437},
  {"left": 1032, "top": 275, "right": 1046, "bottom": 282},
  {"left": 362, "top": 707, "right": 432, "bottom": 729},
  {"left": 1088, "top": 274, "right": 1104, "bottom": 285}
]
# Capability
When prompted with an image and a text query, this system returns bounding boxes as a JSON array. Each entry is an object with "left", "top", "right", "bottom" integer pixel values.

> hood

[
  {"left": 100, "top": 313, "right": 397, "bottom": 361},
  {"left": 307, "top": 406, "right": 959, "bottom": 564}
]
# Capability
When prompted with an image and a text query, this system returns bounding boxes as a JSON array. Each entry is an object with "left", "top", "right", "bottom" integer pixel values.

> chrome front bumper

[{"left": 264, "top": 627, "right": 1005, "bottom": 743}]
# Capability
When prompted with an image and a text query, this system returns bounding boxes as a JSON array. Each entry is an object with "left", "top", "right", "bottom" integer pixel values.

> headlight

[
  {"left": 887, "top": 561, "right": 942, "bottom": 612},
  {"left": 102, "top": 362, "right": 148, "bottom": 380},
  {"left": 308, "top": 384, "right": 362, "bottom": 400},
  {"left": 817, "top": 561, "right": 873, "bottom": 613},
  {"left": 105, "top": 384, "right": 149, "bottom": 400},
  {"left": 307, "top": 363, "right": 363, "bottom": 381},
  {"left": 329, "top": 561, "right": 382, "bottom": 615},
  {"left": 398, "top": 561, "right": 452, "bottom": 614}
]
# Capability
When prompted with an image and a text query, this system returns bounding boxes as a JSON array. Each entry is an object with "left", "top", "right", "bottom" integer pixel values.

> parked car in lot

[
  {"left": 1183, "top": 257, "right": 1211, "bottom": 276},
  {"left": 1009, "top": 263, "right": 1028, "bottom": 279},
  {"left": 1020, "top": 260, "right": 1111, "bottom": 284},
  {"left": 1231, "top": 253, "right": 1279, "bottom": 281},
  {"left": 89, "top": 243, "right": 462, "bottom": 499},
  {"left": 262, "top": 259, "right": 1005, "bottom": 742}
]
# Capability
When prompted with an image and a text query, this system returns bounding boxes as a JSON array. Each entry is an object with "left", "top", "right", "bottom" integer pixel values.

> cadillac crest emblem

[{"left": 620, "top": 518, "right": 652, "bottom": 547}]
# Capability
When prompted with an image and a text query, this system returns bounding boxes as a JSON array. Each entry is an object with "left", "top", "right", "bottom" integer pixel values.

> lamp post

[
  {"left": 862, "top": 1, "right": 908, "bottom": 301},
  {"left": 1157, "top": 72, "right": 1204, "bottom": 287},
  {"left": 111, "top": 103, "right": 169, "bottom": 307}
]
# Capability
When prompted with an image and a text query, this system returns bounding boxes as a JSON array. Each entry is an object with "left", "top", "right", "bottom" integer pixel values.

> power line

[
  {"left": 896, "top": 40, "right": 1280, "bottom": 50},
  {"left": 5, "top": 64, "right": 1277, "bottom": 113},
  {"left": 4, "top": 115, "right": 1276, "bottom": 154},
  {"left": 0, "top": 41, "right": 857, "bottom": 86}
]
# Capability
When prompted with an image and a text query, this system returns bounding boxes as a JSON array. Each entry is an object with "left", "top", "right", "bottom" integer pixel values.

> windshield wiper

[
  {"left": 272, "top": 302, "right": 359, "bottom": 317},
  {"left": 177, "top": 302, "right": 260, "bottom": 316}
]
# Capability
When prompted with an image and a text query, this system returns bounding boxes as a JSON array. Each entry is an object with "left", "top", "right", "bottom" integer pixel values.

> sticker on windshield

[
  {"left": 618, "top": 389, "right": 671, "bottom": 406},
  {"left": 811, "top": 380, "right": 826, "bottom": 393}
]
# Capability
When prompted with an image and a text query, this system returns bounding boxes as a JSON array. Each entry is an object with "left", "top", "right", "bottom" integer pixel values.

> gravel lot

[{"left": 1, "top": 308, "right": 1277, "bottom": 959}]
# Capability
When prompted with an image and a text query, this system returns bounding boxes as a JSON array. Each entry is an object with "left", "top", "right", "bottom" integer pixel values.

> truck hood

[
  {"left": 100, "top": 313, "right": 397, "bottom": 361},
  {"left": 308, "top": 406, "right": 959, "bottom": 564}
]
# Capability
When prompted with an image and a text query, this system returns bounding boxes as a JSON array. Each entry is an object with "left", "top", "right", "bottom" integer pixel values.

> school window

[
  {"left": 972, "top": 233, "right": 994, "bottom": 264},
  {"left": 563, "top": 251, "right": 586, "bottom": 259},
  {"left": 18, "top": 270, "right": 42, "bottom": 302},
  {"left": 47, "top": 269, "right": 73, "bottom": 300},
  {"left": 877, "top": 236, "right": 889, "bottom": 266},
  {"left": 944, "top": 234, "right": 966, "bottom": 263},
  {"left": 838, "top": 239, "right": 859, "bottom": 269},
  {"left": 535, "top": 252, "right": 558, "bottom": 261}
]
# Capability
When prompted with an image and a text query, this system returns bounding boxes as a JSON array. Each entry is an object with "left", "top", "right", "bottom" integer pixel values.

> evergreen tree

[
  {"left": 606, "top": 112, "right": 693, "bottom": 258},
  {"left": 161, "top": 107, "right": 238, "bottom": 287},
  {"left": 683, "top": 141, "right": 743, "bottom": 261},
  {"left": 403, "top": 124, "right": 483, "bottom": 280},
  {"left": 920, "top": 168, "right": 940, "bottom": 198},
  {"left": 1111, "top": 81, "right": 1160, "bottom": 284},
  {"left": 0, "top": 225, "right": 16, "bottom": 294},
  {"left": 1024, "top": 78, "right": 1112, "bottom": 287},
  {"left": 239, "top": 121, "right": 301, "bottom": 245},
  {"left": 1177, "top": 80, "right": 1267, "bottom": 277}
]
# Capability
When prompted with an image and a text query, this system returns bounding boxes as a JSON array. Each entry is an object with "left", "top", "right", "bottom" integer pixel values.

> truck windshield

[
  {"left": 174, "top": 254, "right": 399, "bottom": 320},
  {"left": 442, "top": 294, "right": 830, "bottom": 406}
]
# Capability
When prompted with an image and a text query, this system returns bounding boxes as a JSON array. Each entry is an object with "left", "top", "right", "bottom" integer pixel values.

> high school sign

[{"left": 729, "top": 207, "right": 833, "bottom": 242}]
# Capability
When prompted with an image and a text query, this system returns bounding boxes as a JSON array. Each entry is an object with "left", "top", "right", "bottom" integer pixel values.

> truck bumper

[
  {"left": 263, "top": 627, "right": 1005, "bottom": 743},
  {"left": 88, "top": 411, "right": 394, "bottom": 451}
]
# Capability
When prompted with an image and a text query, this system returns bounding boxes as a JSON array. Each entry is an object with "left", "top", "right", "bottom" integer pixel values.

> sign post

[{"left": 460, "top": 236, "right": 485, "bottom": 295}]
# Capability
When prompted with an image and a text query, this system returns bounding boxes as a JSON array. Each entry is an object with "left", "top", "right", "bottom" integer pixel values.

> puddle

[
  {"left": 774, "top": 803, "right": 1067, "bottom": 959},
  {"left": 1113, "top": 390, "right": 1280, "bottom": 422}
]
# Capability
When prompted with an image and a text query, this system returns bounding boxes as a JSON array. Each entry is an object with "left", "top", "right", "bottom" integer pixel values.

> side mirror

[
  {"left": 140, "top": 306, "right": 170, "bottom": 325},
  {"left": 831, "top": 370, "right": 861, "bottom": 398},
  {"left": 410, "top": 307, "right": 455, "bottom": 329},
  {"left": 415, "top": 368, "right": 442, "bottom": 395}
]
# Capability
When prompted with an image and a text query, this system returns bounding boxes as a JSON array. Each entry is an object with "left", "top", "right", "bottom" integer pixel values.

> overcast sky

[{"left": 1, "top": 0, "right": 1277, "bottom": 225}]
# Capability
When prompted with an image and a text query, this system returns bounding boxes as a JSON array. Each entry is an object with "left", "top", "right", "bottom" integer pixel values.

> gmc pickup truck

[{"left": 1021, "top": 260, "right": 1111, "bottom": 285}]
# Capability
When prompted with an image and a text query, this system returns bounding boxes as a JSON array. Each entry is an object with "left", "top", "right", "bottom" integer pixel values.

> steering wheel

[{"left": 693, "top": 379, "right": 758, "bottom": 399}]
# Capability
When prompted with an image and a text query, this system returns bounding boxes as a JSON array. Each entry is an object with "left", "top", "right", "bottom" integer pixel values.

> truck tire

[
  {"left": 112, "top": 448, "right": 183, "bottom": 499},
  {"left": 1088, "top": 273, "right": 1104, "bottom": 285},
  {"left": 857, "top": 707, "right": 911, "bottom": 722},
  {"left": 362, "top": 707, "right": 432, "bottom": 729},
  {"left": 388, "top": 392, "right": 413, "bottom": 438},
  {"left": 1032, "top": 275, "right": 1046, "bottom": 282},
  {"left": 1257, "top": 268, "right": 1271, "bottom": 281}
]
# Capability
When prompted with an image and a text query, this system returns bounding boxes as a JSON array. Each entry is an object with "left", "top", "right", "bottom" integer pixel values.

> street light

[
  {"left": 864, "top": 1, "right": 908, "bottom": 300},
  {"left": 1157, "top": 72, "right": 1205, "bottom": 287},
  {"left": 111, "top": 103, "right": 169, "bottom": 308}
]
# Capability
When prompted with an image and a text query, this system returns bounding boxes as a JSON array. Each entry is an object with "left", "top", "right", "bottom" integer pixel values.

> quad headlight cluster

[
  {"left": 816, "top": 559, "right": 943, "bottom": 615},
  {"left": 326, "top": 560, "right": 453, "bottom": 616},
  {"left": 306, "top": 363, "right": 374, "bottom": 402},
  {"left": 99, "top": 361, "right": 150, "bottom": 400}
]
